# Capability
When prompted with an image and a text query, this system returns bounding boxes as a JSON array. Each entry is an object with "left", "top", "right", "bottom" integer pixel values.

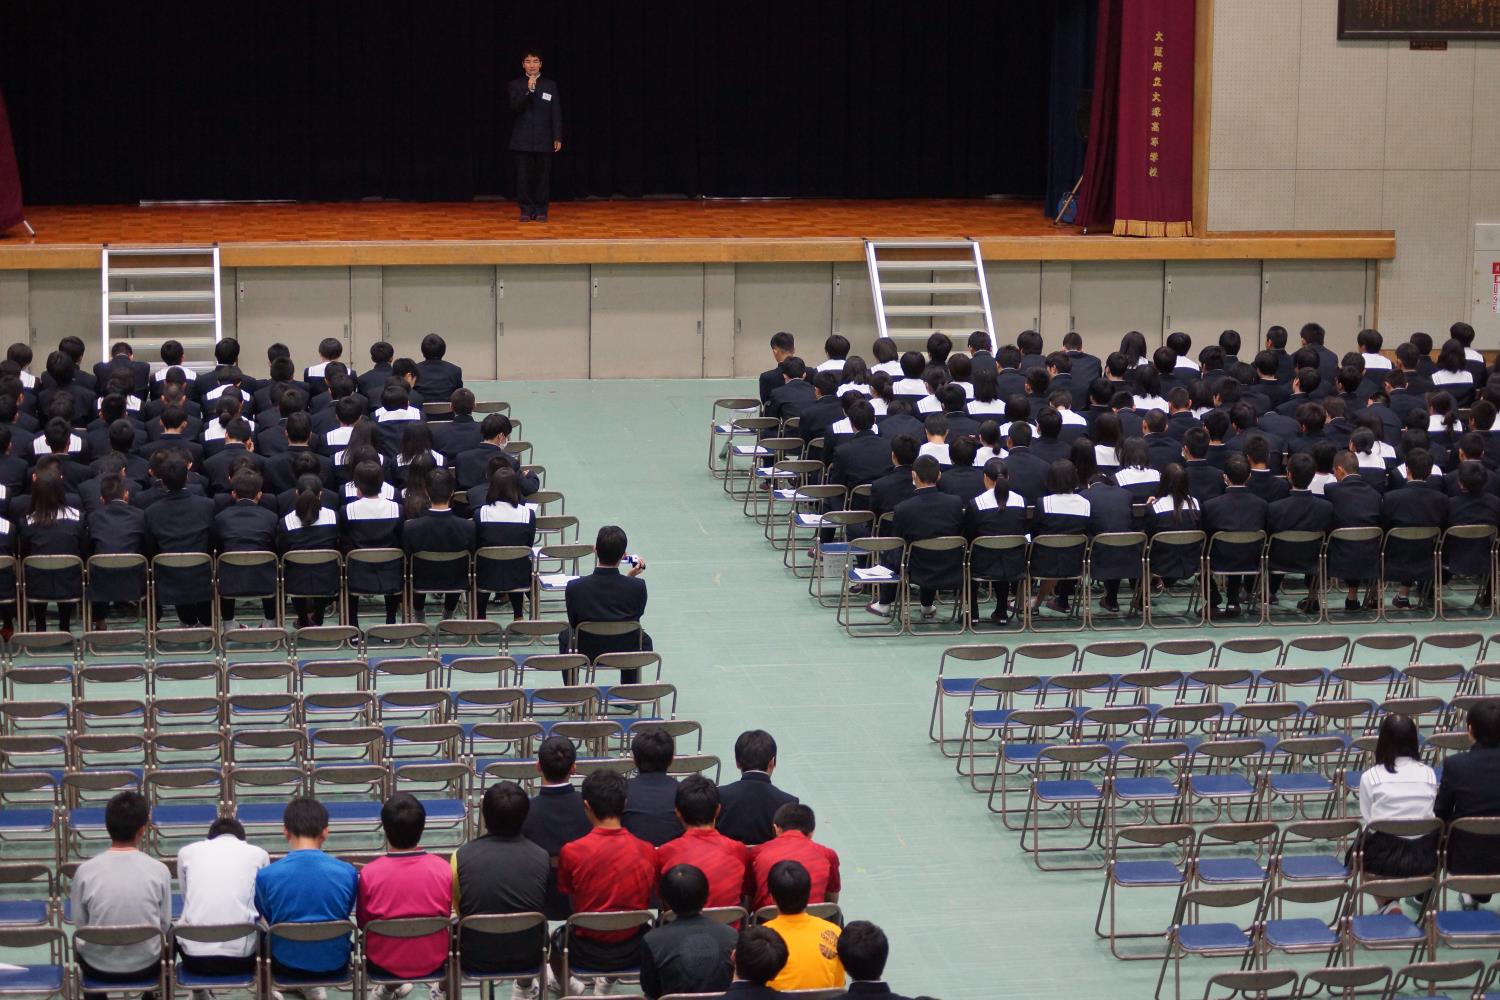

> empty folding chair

[
  {"left": 1019, "top": 743, "right": 1110, "bottom": 870},
  {"left": 150, "top": 729, "right": 227, "bottom": 774},
  {"left": 708, "top": 398, "right": 763, "bottom": 478},
  {"left": 1179, "top": 741, "right": 1265, "bottom": 824},
  {"left": 368, "top": 655, "right": 442, "bottom": 692},
  {"left": 61, "top": 769, "right": 141, "bottom": 859},
  {"left": 0, "top": 773, "right": 60, "bottom": 862},
  {"left": 1382, "top": 959, "right": 1484, "bottom": 1000},
  {"left": 1415, "top": 630, "right": 1484, "bottom": 666},
  {"left": 804, "top": 510, "right": 876, "bottom": 598},
  {"left": 451, "top": 686, "right": 527, "bottom": 726},
  {"left": 145, "top": 768, "right": 225, "bottom": 855},
  {"left": 1257, "top": 735, "right": 1346, "bottom": 821},
  {"left": 227, "top": 762, "right": 309, "bottom": 836},
  {"left": 1154, "top": 885, "right": 1264, "bottom": 1000},
  {"left": 982, "top": 708, "right": 1078, "bottom": 817},
  {"left": 1104, "top": 742, "right": 1187, "bottom": 835},
  {"left": 952, "top": 678, "right": 1048, "bottom": 789},
  {"left": 1189, "top": 822, "right": 1278, "bottom": 890},
  {"left": 391, "top": 762, "right": 469, "bottom": 845},
  {"left": 1093, "top": 823, "right": 1195, "bottom": 961},
  {"left": 1437, "top": 524, "right": 1497, "bottom": 620},
  {"left": 1430, "top": 872, "right": 1500, "bottom": 953},
  {"left": 926, "top": 648, "right": 1011, "bottom": 758},
  {"left": 1344, "top": 873, "right": 1435, "bottom": 962},
  {"left": 1197, "top": 970, "right": 1297, "bottom": 1000},
  {"left": 69, "top": 733, "right": 148, "bottom": 775},
  {"left": 0, "top": 863, "right": 56, "bottom": 928},
  {"left": 309, "top": 726, "right": 386, "bottom": 766},
  {"left": 310, "top": 763, "right": 388, "bottom": 842},
  {"left": 1254, "top": 881, "right": 1349, "bottom": 970},
  {"left": 1289, "top": 964, "right": 1390, "bottom": 1000},
  {"left": 721, "top": 417, "right": 780, "bottom": 498},
  {"left": 0, "top": 925, "right": 70, "bottom": 999},
  {"left": 1273, "top": 819, "right": 1360, "bottom": 886}
]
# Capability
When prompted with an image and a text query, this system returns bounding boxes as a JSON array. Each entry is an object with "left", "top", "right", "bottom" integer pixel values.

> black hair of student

[
  {"left": 398, "top": 421, "right": 434, "bottom": 464},
  {"left": 159, "top": 454, "right": 189, "bottom": 491},
  {"left": 281, "top": 411, "right": 311, "bottom": 445},
  {"left": 1218, "top": 328, "right": 1241, "bottom": 356},
  {"left": 838, "top": 921, "right": 891, "bottom": 982},
  {"left": 735, "top": 729, "right": 777, "bottom": 771},
  {"left": 268, "top": 355, "right": 295, "bottom": 383},
  {"left": 480, "top": 466, "right": 521, "bottom": 509},
  {"left": 847, "top": 399, "right": 876, "bottom": 433},
  {"left": 811, "top": 371, "right": 839, "bottom": 398},
  {"left": 923, "top": 413, "right": 949, "bottom": 440},
  {"left": 334, "top": 396, "right": 363, "bottom": 427},
  {"left": 926, "top": 331, "right": 953, "bottom": 363},
  {"left": 969, "top": 330, "right": 993, "bottom": 352},
  {"left": 1265, "top": 325, "right": 1288, "bottom": 350},
  {"left": 1165, "top": 331, "right": 1191, "bottom": 356},
  {"left": 481, "top": 413, "right": 513, "bottom": 441},
  {"left": 45, "top": 395, "right": 74, "bottom": 425},
  {"left": 595, "top": 524, "right": 628, "bottom": 564},
  {"left": 293, "top": 475, "right": 326, "bottom": 527},
  {"left": 400, "top": 454, "right": 435, "bottom": 518},
  {"left": 353, "top": 460, "right": 385, "bottom": 498},
  {"left": 58, "top": 336, "right": 85, "bottom": 363},
  {"left": 230, "top": 469, "right": 263, "bottom": 499},
  {"left": 380, "top": 791, "right": 427, "bottom": 850},
  {"left": 1281, "top": 451, "right": 1313, "bottom": 490},
  {"left": 911, "top": 454, "right": 941, "bottom": 486},
  {"left": 282, "top": 796, "right": 329, "bottom": 838},
  {"left": 1062, "top": 331, "right": 1083, "bottom": 351},
  {"left": 770, "top": 331, "right": 795, "bottom": 353},
  {"left": 420, "top": 333, "right": 446, "bottom": 360},
  {"left": 890, "top": 434, "right": 920, "bottom": 466},
  {"left": 659, "top": 864, "right": 710, "bottom": 917},
  {"left": 107, "top": 419, "right": 135, "bottom": 455},
  {"left": 104, "top": 790, "right": 150, "bottom": 842},
  {"left": 939, "top": 383, "right": 966, "bottom": 413},
  {"left": 1178, "top": 426, "right": 1206, "bottom": 460},
  {"left": 768, "top": 859, "right": 812, "bottom": 914},
  {"left": 1007, "top": 421, "right": 1033, "bottom": 448},
  {"left": 734, "top": 926, "right": 790, "bottom": 985},
  {"left": 208, "top": 816, "right": 246, "bottom": 840},
  {"left": 1405, "top": 447, "right": 1434, "bottom": 481},
  {"left": 1067, "top": 437, "right": 1097, "bottom": 483},
  {"left": 45, "top": 350, "right": 74, "bottom": 384},
  {"left": 1035, "top": 408, "right": 1061, "bottom": 441},
  {"left": 99, "top": 472, "right": 127, "bottom": 504},
  {"left": 773, "top": 801, "right": 815, "bottom": 835},
  {"left": 675, "top": 775, "right": 720, "bottom": 827},
  {"left": 537, "top": 734, "right": 576, "bottom": 782},
  {"left": 28, "top": 470, "right": 67, "bottom": 528},
  {"left": 581, "top": 770, "right": 627, "bottom": 820},
  {"left": 997, "top": 344, "right": 1022, "bottom": 370},
  {"left": 1199, "top": 345, "right": 1224, "bottom": 371},
  {"left": 970, "top": 366, "right": 998, "bottom": 404},
  {"left": 224, "top": 417, "right": 251, "bottom": 443},
  {"left": 1469, "top": 699, "right": 1500, "bottom": 747},
  {"left": 867, "top": 371, "right": 892, "bottom": 402},
  {"left": 1374, "top": 714, "right": 1421, "bottom": 773},
  {"left": 824, "top": 334, "right": 850, "bottom": 361},
  {"left": 6, "top": 343, "right": 30, "bottom": 368},
  {"left": 1310, "top": 440, "right": 1336, "bottom": 474},
  {"left": 1300, "top": 322, "right": 1326, "bottom": 346},
  {"left": 949, "top": 435, "right": 977, "bottom": 468},
  {"left": 99, "top": 393, "right": 126, "bottom": 423},
  {"left": 370, "top": 341, "right": 395, "bottom": 365},
  {"left": 1024, "top": 367, "right": 1050, "bottom": 396},
  {"left": 949, "top": 353, "right": 975, "bottom": 384},
  {"left": 381, "top": 382, "right": 410, "bottom": 411},
  {"left": 778, "top": 356, "right": 807, "bottom": 381},
  {"left": 389, "top": 358, "right": 417, "bottom": 381},
  {"left": 480, "top": 781, "right": 530, "bottom": 837},
  {"left": 631, "top": 728, "right": 675, "bottom": 773},
  {"left": 898, "top": 351, "right": 925, "bottom": 378},
  {"left": 1459, "top": 460, "right": 1487, "bottom": 496},
  {"left": 1045, "top": 459, "right": 1079, "bottom": 495},
  {"left": 1016, "top": 329, "right": 1043, "bottom": 356},
  {"left": 426, "top": 467, "right": 454, "bottom": 506},
  {"left": 1461, "top": 432, "right": 1486, "bottom": 460}
]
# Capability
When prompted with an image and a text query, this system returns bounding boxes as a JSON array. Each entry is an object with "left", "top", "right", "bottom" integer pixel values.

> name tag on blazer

[{"left": 541, "top": 92, "right": 553, "bottom": 101}]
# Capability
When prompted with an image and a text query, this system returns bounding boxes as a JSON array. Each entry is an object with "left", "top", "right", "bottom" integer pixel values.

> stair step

[
  {"left": 874, "top": 260, "right": 977, "bottom": 271},
  {"left": 108, "top": 290, "right": 217, "bottom": 304},
  {"left": 879, "top": 282, "right": 982, "bottom": 294},
  {"left": 117, "top": 335, "right": 218, "bottom": 350},
  {"left": 105, "top": 246, "right": 217, "bottom": 256},
  {"left": 107, "top": 313, "right": 217, "bottom": 326},
  {"left": 882, "top": 304, "right": 985, "bottom": 317},
  {"left": 108, "top": 267, "right": 216, "bottom": 279}
]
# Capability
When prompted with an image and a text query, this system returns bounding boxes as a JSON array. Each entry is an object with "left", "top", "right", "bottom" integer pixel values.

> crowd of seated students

[
  {"left": 757, "top": 320, "right": 1500, "bottom": 623},
  {"left": 0, "top": 332, "right": 625, "bottom": 636},
  {"left": 70, "top": 728, "right": 922, "bottom": 1000}
]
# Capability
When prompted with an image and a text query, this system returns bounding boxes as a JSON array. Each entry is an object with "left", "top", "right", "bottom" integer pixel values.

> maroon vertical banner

[
  {"left": 1112, "top": 0, "right": 1195, "bottom": 237},
  {"left": 0, "top": 88, "right": 23, "bottom": 232}
]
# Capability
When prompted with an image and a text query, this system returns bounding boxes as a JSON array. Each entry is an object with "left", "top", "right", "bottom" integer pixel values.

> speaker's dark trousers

[{"left": 515, "top": 152, "right": 551, "bottom": 217}]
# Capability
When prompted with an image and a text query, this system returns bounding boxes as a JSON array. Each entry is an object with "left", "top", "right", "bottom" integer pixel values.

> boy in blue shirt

[{"left": 255, "top": 797, "right": 359, "bottom": 1000}]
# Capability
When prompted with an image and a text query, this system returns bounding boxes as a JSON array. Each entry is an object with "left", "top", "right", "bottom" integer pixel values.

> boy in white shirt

[{"left": 177, "top": 817, "right": 271, "bottom": 993}]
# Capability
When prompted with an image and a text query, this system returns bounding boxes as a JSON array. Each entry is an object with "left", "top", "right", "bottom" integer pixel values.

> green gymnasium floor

[{"left": 493, "top": 378, "right": 1488, "bottom": 1000}]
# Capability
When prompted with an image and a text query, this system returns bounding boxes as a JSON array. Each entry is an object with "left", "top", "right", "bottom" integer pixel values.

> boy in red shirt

[
  {"left": 554, "top": 771, "right": 656, "bottom": 991},
  {"left": 356, "top": 794, "right": 454, "bottom": 1000},
  {"left": 746, "top": 803, "right": 841, "bottom": 911},
  {"left": 656, "top": 775, "right": 750, "bottom": 911}
]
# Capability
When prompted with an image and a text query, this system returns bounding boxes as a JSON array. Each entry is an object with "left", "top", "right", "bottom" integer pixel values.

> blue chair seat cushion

[
  {"left": 1112, "top": 776, "right": 1179, "bottom": 800},
  {"left": 418, "top": 798, "right": 468, "bottom": 822},
  {"left": 323, "top": 801, "right": 383, "bottom": 824},
  {"left": 1111, "top": 860, "right": 1184, "bottom": 886},
  {"left": 0, "top": 964, "right": 64, "bottom": 991},
  {"left": 940, "top": 677, "right": 980, "bottom": 695},
  {"left": 1262, "top": 917, "right": 1338, "bottom": 950},
  {"left": 152, "top": 804, "right": 220, "bottom": 827},
  {"left": 1435, "top": 909, "right": 1500, "bottom": 938},
  {"left": 0, "top": 900, "right": 49, "bottom": 925},
  {"left": 1176, "top": 922, "right": 1249, "bottom": 952},
  {"left": 175, "top": 965, "right": 258, "bottom": 989},
  {"left": 1269, "top": 772, "right": 1334, "bottom": 794},
  {"left": 1194, "top": 858, "right": 1267, "bottom": 884},
  {"left": 968, "top": 709, "right": 1014, "bottom": 729},
  {"left": 1278, "top": 855, "right": 1349, "bottom": 880},
  {"left": 1349, "top": 913, "right": 1424, "bottom": 942},
  {"left": 1188, "top": 774, "right": 1256, "bottom": 797},
  {"left": 1032, "top": 779, "right": 1102, "bottom": 802},
  {"left": 0, "top": 808, "right": 55, "bottom": 831}
]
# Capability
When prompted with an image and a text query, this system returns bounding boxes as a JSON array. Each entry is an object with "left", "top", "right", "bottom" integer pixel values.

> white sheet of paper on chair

[
  {"left": 539, "top": 574, "right": 578, "bottom": 590},
  {"left": 851, "top": 566, "right": 895, "bottom": 581}
]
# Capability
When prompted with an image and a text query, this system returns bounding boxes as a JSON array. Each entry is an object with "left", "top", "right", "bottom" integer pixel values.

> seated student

[
  {"left": 320, "top": 396, "right": 364, "bottom": 458},
  {"left": 828, "top": 400, "right": 890, "bottom": 493},
  {"left": 213, "top": 469, "right": 280, "bottom": 626},
  {"left": 304, "top": 338, "right": 349, "bottom": 396},
  {"left": 403, "top": 468, "right": 475, "bottom": 620},
  {"left": 817, "top": 334, "right": 850, "bottom": 374},
  {"left": 561, "top": 525, "right": 652, "bottom": 678},
  {"left": 455, "top": 413, "right": 538, "bottom": 495},
  {"left": 177, "top": 817, "right": 270, "bottom": 984},
  {"left": 1356, "top": 714, "right": 1438, "bottom": 913},
  {"left": 1243, "top": 434, "right": 1291, "bottom": 503},
  {"left": 869, "top": 336, "right": 902, "bottom": 378},
  {"left": 84, "top": 394, "right": 143, "bottom": 459},
  {"left": 830, "top": 921, "right": 914, "bottom": 1000},
  {"left": 278, "top": 475, "right": 341, "bottom": 628},
  {"left": 358, "top": 342, "right": 397, "bottom": 401},
  {"left": 203, "top": 364, "right": 253, "bottom": 414},
  {"left": 718, "top": 730, "right": 799, "bottom": 847},
  {"left": 89, "top": 417, "right": 149, "bottom": 483},
  {"left": 722, "top": 927, "right": 791, "bottom": 1000},
  {"left": 763, "top": 861, "right": 845, "bottom": 992},
  {"left": 85, "top": 471, "right": 147, "bottom": 630},
  {"left": 1028, "top": 460, "right": 1091, "bottom": 617},
  {"left": 1264, "top": 453, "right": 1334, "bottom": 612},
  {"left": 640, "top": 865, "right": 738, "bottom": 1000},
  {"left": 963, "top": 458, "right": 1027, "bottom": 624},
  {"left": 338, "top": 459, "right": 404, "bottom": 626},
  {"left": 656, "top": 776, "right": 751, "bottom": 911},
  {"left": 798, "top": 372, "right": 844, "bottom": 456},
  {"left": 256, "top": 798, "right": 359, "bottom": 998},
  {"left": 759, "top": 332, "right": 797, "bottom": 404},
  {"left": 916, "top": 413, "right": 950, "bottom": 466},
  {"left": 373, "top": 384, "right": 423, "bottom": 457},
  {"left": 1180, "top": 427, "right": 1224, "bottom": 500},
  {"left": 72, "top": 791, "right": 172, "bottom": 1000},
  {"left": 1432, "top": 340, "right": 1476, "bottom": 407},
  {"left": 868, "top": 455, "right": 965, "bottom": 619},
  {"left": 38, "top": 350, "right": 96, "bottom": 426},
  {"left": 452, "top": 781, "right": 550, "bottom": 991},
  {"left": 1202, "top": 454, "right": 1268, "bottom": 620},
  {"left": 891, "top": 351, "right": 927, "bottom": 399},
  {"left": 431, "top": 389, "right": 482, "bottom": 463},
  {"left": 255, "top": 386, "right": 307, "bottom": 455},
  {"left": 412, "top": 333, "right": 463, "bottom": 404},
  {"left": 623, "top": 729, "right": 682, "bottom": 847},
  {"left": 149, "top": 340, "right": 198, "bottom": 400},
  {"left": 18, "top": 469, "right": 86, "bottom": 632},
  {"left": 553, "top": 772, "right": 657, "bottom": 991},
  {"left": 1435, "top": 700, "right": 1500, "bottom": 906},
  {"left": 202, "top": 396, "right": 244, "bottom": 461},
  {"left": 522, "top": 735, "right": 593, "bottom": 924},
  {"left": 1447, "top": 461, "right": 1500, "bottom": 583},
  {"left": 356, "top": 795, "right": 453, "bottom": 1000},
  {"left": 767, "top": 357, "right": 815, "bottom": 422},
  {"left": 203, "top": 418, "right": 262, "bottom": 496},
  {"left": 748, "top": 804, "right": 841, "bottom": 912},
  {"left": 471, "top": 466, "right": 536, "bottom": 620},
  {"left": 263, "top": 412, "right": 334, "bottom": 494},
  {"left": 1326, "top": 450, "right": 1383, "bottom": 611},
  {"left": 1144, "top": 463, "right": 1202, "bottom": 577},
  {"left": 1381, "top": 447, "right": 1448, "bottom": 610},
  {"left": 937, "top": 435, "right": 983, "bottom": 500},
  {"left": 867, "top": 435, "right": 920, "bottom": 523}
]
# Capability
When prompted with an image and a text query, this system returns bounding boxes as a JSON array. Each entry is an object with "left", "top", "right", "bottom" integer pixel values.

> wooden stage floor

[{"left": 0, "top": 198, "right": 1394, "bottom": 269}]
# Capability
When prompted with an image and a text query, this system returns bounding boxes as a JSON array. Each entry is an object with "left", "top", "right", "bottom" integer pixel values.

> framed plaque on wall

[{"left": 1338, "top": 0, "right": 1500, "bottom": 40}]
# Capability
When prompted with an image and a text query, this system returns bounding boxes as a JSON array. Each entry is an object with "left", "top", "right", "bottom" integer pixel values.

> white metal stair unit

[
  {"left": 100, "top": 245, "right": 223, "bottom": 372},
  {"left": 865, "top": 239, "right": 996, "bottom": 353}
]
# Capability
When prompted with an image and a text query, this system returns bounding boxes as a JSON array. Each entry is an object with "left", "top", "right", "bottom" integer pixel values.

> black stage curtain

[{"left": 0, "top": 1, "right": 1052, "bottom": 204}]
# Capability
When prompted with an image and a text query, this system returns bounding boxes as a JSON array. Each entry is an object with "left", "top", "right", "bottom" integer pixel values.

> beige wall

[{"left": 1207, "top": 0, "right": 1498, "bottom": 343}]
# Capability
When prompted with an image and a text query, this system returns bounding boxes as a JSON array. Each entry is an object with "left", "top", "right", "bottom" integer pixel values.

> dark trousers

[
  {"left": 515, "top": 151, "right": 551, "bottom": 217},
  {"left": 79, "top": 956, "right": 159, "bottom": 1000},
  {"left": 27, "top": 601, "right": 72, "bottom": 631},
  {"left": 174, "top": 601, "right": 214, "bottom": 627},
  {"left": 175, "top": 941, "right": 256, "bottom": 977}
]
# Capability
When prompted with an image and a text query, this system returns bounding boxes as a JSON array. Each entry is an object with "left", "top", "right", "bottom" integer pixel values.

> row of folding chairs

[
  {"left": 0, "top": 538, "right": 600, "bottom": 632},
  {"left": 928, "top": 636, "right": 1496, "bottom": 753},
  {"left": 823, "top": 524, "right": 1500, "bottom": 637},
  {"left": 0, "top": 910, "right": 849, "bottom": 1000},
  {"left": 1, "top": 750, "right": 725, "bottom": 860},
  {"left": 4, "top": 646, "right": 664, "bottom": 701}
]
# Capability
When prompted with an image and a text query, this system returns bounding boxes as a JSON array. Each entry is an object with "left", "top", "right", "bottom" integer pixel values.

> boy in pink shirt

[{"left": 356, "top": 793, "right": 454, "bottom": 1000}]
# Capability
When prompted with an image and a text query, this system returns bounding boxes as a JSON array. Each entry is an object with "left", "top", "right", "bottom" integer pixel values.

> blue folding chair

[
  {"left": 1431, "top": 872, "right": 1500, "bottom": 954},
  {"left": 1382, "top": 959, "right": 1484, "bottom": 1000},
  {"left": 73, "top": 924, "right": 167, "bottom": 999},
  {"left": 1093, "top": 823, "right": 1194, "bottom": 961},
  {"left": 928, "top": 644, "right": 1009, "bottom": 757},
  {"left": 0, "top": 925, "right": 69, "bottom": 1000},
  {"left": 1018, "top": 743, "right": 1110, "bottom": 869},
  {"left": 171, "top": 923, "right": 260, "bottom": 1000},
  {"left": 1154, "top": 885, "right": 1264, "bottom": 1000}
]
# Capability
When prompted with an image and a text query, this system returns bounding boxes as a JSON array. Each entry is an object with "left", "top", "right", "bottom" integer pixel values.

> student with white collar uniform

[
  {"left": 815, "top": 335, "right": 850, "bottom": 375},
  {"left": 869, "top": 337, "right": 902, "bottom": 378},
  {"left": 890, "top": 352, "right": 927, "bottom": 400},
  {"left": 338, "top": 459, "right": 404, "bottom": 626},
  {"left": 303, "top": 338, "right": 352, "bottom": 397},
  {"left": 372, "top": 383, "right": 423, "bottom": 458}
]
